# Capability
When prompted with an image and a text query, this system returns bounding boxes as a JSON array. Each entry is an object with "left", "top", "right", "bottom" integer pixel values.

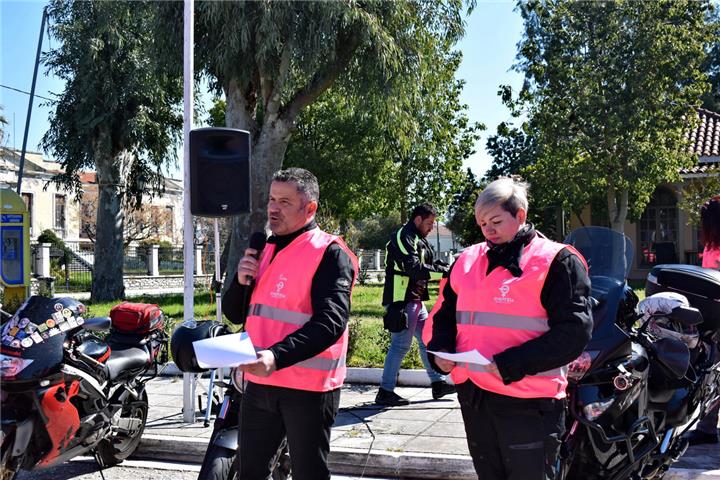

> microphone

[
  {"left": 241, "top": 232, "right": 266, "bottom": 323},
  {"left": 245, "top": 231, "right": 267, "bottom": 284}
]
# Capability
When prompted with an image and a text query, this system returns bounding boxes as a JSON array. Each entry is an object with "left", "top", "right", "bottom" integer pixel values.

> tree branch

[{"left": 281, "top": 27, "right": 361, "bottom": 125}]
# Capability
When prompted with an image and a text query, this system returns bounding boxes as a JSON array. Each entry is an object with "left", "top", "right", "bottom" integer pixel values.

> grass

[{"left": 76, "top": 281, "right": 646, "bottom": 369}]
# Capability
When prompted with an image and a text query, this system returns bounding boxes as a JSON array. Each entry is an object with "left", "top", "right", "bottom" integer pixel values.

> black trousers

[
  {"left": 238, "top": 382, "right": 340, "bottom": 480},
  {"left": 456, "top": 381, "right": 566, "bottom": 480}
]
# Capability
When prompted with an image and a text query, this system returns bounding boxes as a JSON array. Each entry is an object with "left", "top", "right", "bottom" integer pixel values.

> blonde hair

[{"left": 475, "top": 178, "right": 529, "bottom": 218}]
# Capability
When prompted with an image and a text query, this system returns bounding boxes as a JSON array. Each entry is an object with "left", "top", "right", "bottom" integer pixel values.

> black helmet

[{"left": 170, "top": 320, "right": 229, "bottom": 372}]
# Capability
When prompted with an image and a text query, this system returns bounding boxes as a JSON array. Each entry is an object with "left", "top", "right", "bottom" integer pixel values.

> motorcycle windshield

[
  {"left": 564, "top": 227, "right": 634, "bottom": 281},
  {"left": 1, "top": 296, "right": 87, "bottom": 380}
]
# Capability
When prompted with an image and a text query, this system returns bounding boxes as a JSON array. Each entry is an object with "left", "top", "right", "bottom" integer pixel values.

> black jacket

[
  {"left": 427, "top": 226, "right": 593, "bottom": 386},
  {"left": 382, "top": 221, "right": 449, "bottom": 305},
  {"left": 222, "top": 221, "right": 356, "bottom": 371}
]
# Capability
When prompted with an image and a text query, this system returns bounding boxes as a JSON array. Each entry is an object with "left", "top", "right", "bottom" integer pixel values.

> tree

[
  {"left": 0, "top": 106, "right": 7, "bottom": 146},
  {"left": 701, "top": 8, "right": 720, "bottom": 112},
  {"left": 80, "top": 195, "right": 175, "bottom": 248},
  {"left": 511, "top": 0, "right": 713, "bottom": 233},
  {"left": 158, "top": 1, "right": 470, "bottom": 287},
  {"left": 42, "top": 1, "right": 181, "bottom": 301},
  {"left": 678, "top": 177, "right": 720, "bottom": 227},
  {"left": 446, "top": 169, "right": 485, "bottom": 246}
]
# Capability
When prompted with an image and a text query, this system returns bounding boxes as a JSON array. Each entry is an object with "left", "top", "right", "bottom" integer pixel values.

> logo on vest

[
  {"left": 270, "top": 274, "right": 288, "bottom": 299},
  {"left": 493, "top": 284, "right": 514, "bottom": 304}
]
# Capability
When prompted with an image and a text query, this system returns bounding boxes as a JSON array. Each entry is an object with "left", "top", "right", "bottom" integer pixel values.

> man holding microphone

[{"left": 223, "top": 168, "right": 357, "bottom": 480}]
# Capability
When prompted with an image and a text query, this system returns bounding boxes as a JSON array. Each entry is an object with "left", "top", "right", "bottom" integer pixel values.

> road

[{"left": 16, "top": 458, "right": 390, "bottom": 480}]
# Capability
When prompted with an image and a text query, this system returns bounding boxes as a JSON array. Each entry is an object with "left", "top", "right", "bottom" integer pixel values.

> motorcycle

[
  {"left": 560, "top": 227, "right": 720, "bottom": 479},
  {"left": 0, "top": 296, "right": 167, "bottom": 480},
  {"left": 170, "top": 320, "right": 291, "bottom": 480}
]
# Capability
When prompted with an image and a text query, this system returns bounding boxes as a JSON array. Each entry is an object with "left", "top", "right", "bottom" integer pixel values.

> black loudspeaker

[{"left": 190, "top": 128, "right": 251, "bottom": 217}]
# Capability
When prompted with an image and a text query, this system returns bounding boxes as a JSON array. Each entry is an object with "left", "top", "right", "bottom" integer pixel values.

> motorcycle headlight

[
  {"left": 231, "top": 368, "right": 245, "bottom": 393},
  {"left": 583, "top": 398, "right": 614, "bottom": 421},
  {"left": 0, "top": 354, "right": 34, "bottom": 379}
]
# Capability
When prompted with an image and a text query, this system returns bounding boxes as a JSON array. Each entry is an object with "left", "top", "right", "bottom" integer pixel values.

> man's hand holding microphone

[{"left": 236, "top": 233, "right": 277, "bottom": 377}]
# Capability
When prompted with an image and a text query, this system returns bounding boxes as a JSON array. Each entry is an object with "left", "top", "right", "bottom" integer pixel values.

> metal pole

[
  {"left": 182, "top": 0, "right": 196, "bottom": 424},
  {"left": 17, "top": 7, "right": 47, "bottom": 194}
]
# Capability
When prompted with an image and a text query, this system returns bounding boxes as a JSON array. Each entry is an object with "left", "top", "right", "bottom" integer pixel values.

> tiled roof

[{"left": 689, "top": 108, "right": 720, "bottom": 158}]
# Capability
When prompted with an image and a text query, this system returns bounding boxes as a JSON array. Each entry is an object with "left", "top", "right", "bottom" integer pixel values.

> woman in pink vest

[
  {"left": 685, "top": 195, "right": 720, "bottom": 445},
  {"left": 427, "top": 178, "right": 592, "bottom": 480},
  {"left": 223, "top": 168, "right": 357, "bottom": 480}
]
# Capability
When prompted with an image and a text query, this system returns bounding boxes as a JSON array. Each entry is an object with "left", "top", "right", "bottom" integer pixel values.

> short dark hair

[
  {"left": 272, "top": 168, "right": 319, "bottom": 203},
  {"left": 701, "top": 195, "right": 720, "bottom": 250},
  {"left": 410, "top": 202, "right": 437, "bottom": 220}
]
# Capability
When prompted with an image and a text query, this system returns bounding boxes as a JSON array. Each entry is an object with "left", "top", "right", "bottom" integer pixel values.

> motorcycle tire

[
  {"left": 197, "top": 441, "right": 291, "bottom": 480},
  {"left": 198, "top": 444, "right": 236, "bottom": 480},
  {"left": 0, "top": 432, "right": 19, "bottom": 480},
  {"left": 95, "top": 389, "right": 149, "bottom": 466}
]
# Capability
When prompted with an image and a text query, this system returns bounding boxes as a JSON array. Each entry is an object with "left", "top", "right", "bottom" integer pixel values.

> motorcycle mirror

[
  {"left": 653, "top": 337, "right": 690, "bottom": 379},
  {"left": 668, "top": 305, "right": 703, "bottom": 327}
]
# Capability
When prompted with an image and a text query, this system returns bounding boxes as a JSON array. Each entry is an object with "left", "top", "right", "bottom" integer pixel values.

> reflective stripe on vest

[
  {"left": 449, "top": 235, "right": 586, "bottom": 399},
  {"left": 457, "top": 362, "right": 567, "bottom": 377},
  {"left": 249, "top": 304, "right": 311, "bottom": 326},
  {"left": 456, "top": 311, "right": 550, "bottom": 332},
  {"left": 244, "top": 227, "right": 358, "bottom": 392}
]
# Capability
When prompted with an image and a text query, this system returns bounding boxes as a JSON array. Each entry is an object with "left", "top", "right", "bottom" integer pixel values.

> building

[
  {"left": 571, "top": 108, "right": 720, "bottom": 279},
  {"left": 0, "top": 147, "right": 183, "bottom": 247}
]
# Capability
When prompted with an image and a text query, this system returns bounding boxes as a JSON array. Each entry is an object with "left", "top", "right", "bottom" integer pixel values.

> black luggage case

[{"left": 645, "top": 264, "right": 720, "bottom": 331}]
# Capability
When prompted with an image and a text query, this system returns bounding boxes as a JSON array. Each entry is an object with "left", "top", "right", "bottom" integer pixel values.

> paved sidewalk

[{"left": 136, "top": 376, "right": 720, "bottom": 479}]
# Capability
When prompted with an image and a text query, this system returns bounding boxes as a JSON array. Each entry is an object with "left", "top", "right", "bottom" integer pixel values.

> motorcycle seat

[{"left": 105, "top": 345, "right": 150, "bottom": 380}]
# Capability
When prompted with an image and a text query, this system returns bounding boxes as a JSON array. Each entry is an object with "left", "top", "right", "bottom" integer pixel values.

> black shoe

[
  {"left": 375, "top": 388, "right": 410, "bottom": 406},
  {"left": 684, "top": 430, "right": 719, "bottom": 446},
  {"left": 431, "top": 381, "right": 456, "bottom": 400}
]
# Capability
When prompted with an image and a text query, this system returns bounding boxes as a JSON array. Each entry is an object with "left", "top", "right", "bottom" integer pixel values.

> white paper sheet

[
  {"left": 428, "top": 349, "right": 491, "bottom": 365},
  {"left": 192, "top": 332, "right": 258, "bottom": 369}
]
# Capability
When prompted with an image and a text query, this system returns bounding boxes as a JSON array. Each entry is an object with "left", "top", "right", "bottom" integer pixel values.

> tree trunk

[
  {"left": 91, "top": 150, "right": 131, "bottom": 302},
  {"left": 222, "top": 123, "right": 292, "bottom": 292},
  {"left": 607, "top": 187, "right": 629, "bottom": 234}
]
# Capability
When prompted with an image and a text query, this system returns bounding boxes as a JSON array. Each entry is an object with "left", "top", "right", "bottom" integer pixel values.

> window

[
  {"left": 20, "top": 193, "right": 32, "bottom": 234},
  {"left": 165, "top": 206, "right": 174, "bottom": 237},
  {"left": 80, "top": 200, "right": 95, "bottom": 239},
  {"left": 638, "top": 188, "right": 678, "bottom": 267},
  {"left": 54, "top": 195, "right": 66, "bottom": 235}
]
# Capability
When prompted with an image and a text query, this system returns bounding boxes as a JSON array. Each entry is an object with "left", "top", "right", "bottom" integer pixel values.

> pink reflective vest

[
  {"left": 448, "top": 235, "right": 587, "bottom": 399},
  {"left": 703, "top": 246, "right": 720, "bottom": 270},
  {"left": 244, "top": 228, "right": 358, "bottom": 392}
]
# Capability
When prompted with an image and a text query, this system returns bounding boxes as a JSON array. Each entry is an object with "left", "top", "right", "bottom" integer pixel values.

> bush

[{"left": 37, "top": 229, "right": 72, "bottom": 271}]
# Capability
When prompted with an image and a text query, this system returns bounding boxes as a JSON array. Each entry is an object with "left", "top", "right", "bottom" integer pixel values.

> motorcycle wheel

[
  {"left": 95, "top": 389, "right": 149, "bottom": 466},
  {"left": 0, "top": 438, "right": 18, "bottom": 480},
  {"left": 198, "top": 444, "right": 236, "bottom": 480},
  {"left": 197, "top": 441, "right": 291, "bottom": 480}
]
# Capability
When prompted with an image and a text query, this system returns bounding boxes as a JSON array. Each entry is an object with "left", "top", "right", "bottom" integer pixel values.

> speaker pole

[{"left": 182, "top": 0, "right": 196, "bottom": 424}]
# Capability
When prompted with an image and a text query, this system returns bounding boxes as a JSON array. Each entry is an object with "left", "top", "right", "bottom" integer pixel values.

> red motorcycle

[{"left": 0, "top": 296, "right": 167, "bottom": 480}]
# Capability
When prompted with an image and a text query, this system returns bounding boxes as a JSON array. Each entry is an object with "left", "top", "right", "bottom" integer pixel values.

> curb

[
  {"left": 135, "top": 434, "right": 478, "bottom": 479},
  {"left": 159, "top": 363, "right": 446, "bottom": 387},
  {"left": 135, "top": 435, "right": 719, "bottom": 480}
]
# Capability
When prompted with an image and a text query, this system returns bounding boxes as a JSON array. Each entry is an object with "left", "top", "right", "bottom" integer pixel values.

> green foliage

[
  {"left": 701, "top": 8, "right": 720, "bottom": 112},
  {"left": 446, "top": 169, "right": 485, "bottom": 247},
  {"left": 510, "top": 0, "right": 715, "bottom": 231},
  {"left": 42, "top": 0, "right": 182, "bottom": 202},
  {"left": 37, "top": 229, "right": 72, "bottom": 271},
  {"left": 352, "top": 214, "right": 402, "bottom": 250},
  {"left": 678, "top": 177, "right": 720, "bottom": 226}
]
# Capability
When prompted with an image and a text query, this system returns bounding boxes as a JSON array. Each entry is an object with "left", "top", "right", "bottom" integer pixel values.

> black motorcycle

[
  {"left": 0, "top": 296, "right": 167, "bottom": 480},
  {"left": 560, "top": 227, "right": 720, "bottom": 479},
  {"left": 170, "top": 320, "right": 291, "bottom": 480}
]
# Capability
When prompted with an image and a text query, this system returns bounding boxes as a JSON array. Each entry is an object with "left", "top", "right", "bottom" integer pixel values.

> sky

[{"left": 0, "top": 0, "right": 525, "bottom": 179}]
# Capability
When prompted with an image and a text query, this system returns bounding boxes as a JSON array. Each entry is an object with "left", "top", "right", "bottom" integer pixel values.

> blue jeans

[{"left": 380, "top": 300, "right": 445, "bottom": 391}]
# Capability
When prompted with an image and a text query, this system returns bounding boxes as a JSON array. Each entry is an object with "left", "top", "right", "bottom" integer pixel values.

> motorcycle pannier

[
  {"left": 646, "top": 264, "right": 720, "bottom": 331},
  {"left": 110, "top": 302, "right": 164, "bottom": 334}
]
